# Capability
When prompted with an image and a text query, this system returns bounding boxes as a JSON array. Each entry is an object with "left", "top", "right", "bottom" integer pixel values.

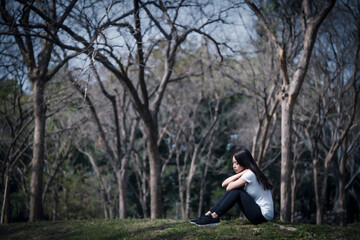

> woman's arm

[
  {"left": 226, "top": 177, "right": 248, "bottom": 191},
  {"left": 221, "top": 170, "right": 248, "bottom": 188}
]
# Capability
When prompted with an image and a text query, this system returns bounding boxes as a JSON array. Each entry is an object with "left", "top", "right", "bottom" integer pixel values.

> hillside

[{"left": 1, "top": 219, "right": 359, "bottom": 240}]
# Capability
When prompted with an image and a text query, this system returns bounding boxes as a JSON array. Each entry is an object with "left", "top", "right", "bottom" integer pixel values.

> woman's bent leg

[
  {"left": 211, "top": 188, "right": 267, "bottom": 224},
  {"left": 211, "top": 189, "right": 243, "bottom": 216},
  {"left": 209, "top": 191, "right": 231, "bottom": 213}
]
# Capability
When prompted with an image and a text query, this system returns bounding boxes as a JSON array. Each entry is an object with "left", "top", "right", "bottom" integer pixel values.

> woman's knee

[{"left": 228, "top": 187, "right": 244, "bottom": 194}]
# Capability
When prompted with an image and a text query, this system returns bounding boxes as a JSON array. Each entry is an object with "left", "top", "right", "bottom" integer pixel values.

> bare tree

[
  {"left": 0, "top": 0, "right": 81, "bottom": 221},
  {"left": 161, "top": 66, "right": 222, "bottom": 218},
  {"left": 344, "top": 146, "right": 360, "bottom": 224},
  {"left": 132, "top": 138, "right": 150, "bottom": 218},
  {"left": 245, "top": 0, "right": 335, "bottom": 221},
  {"left": 289, "top": 129, "right": 307, "bottom": 223},
  {"left": 42, "top": 118, "right": 74, "bottom": 220},
  {"left": 297, "top": 65, "right": 359, "bottom": 224},
  {"left": 68, "top": 65, "right": 140, "bottom": 219},
  {"left": 295, "top": 1, "right": 360, "bottom": 223},
  {"left": 49, "top": 0, "right": 228, "bottom": 218},
  {"left": 220, "top": 38, "right": 280, "bottom": 169},
  {"left": 332, "top": 1, "right": 360, "bottom": 226},
  {"left": 0, "top": 70, "right": 33, "bottom": 223}
]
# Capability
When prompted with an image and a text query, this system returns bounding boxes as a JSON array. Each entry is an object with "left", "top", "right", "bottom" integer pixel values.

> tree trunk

[
  {"left": 185, "top": 108, "right": 218, "bottom": 219},
  {"left": 313, "top": 156, "right": 322, "bottom": 224},
  {"left": 320, "top": 146, "right": 342, "bottom": 224},
  {"left": 338, "top": 144, "right": 346, "bottom": 226},
  {"left": 78, "top": 149, "right": 113, "bottom": 219},
  {"left": 176, "top": 149, "right": 186, "bottom": 218},
  {"left": 133, "top": 151, "right": 149, "bottom": 218},
  {"left": 179, "top": 185, "right": 186, "bottom": 219},
  {"left": 141, "top": 177, "right": 149, "bottom": 218},
  {"left": 257, "top": 115, "right": 271, "bottom": 168},
  {"left": 185, "top": 174, "right": 194, "bottom": 219},
  {"left": 64, "top": 188, "right": 70, "bottom": 220},
  {"left": 29, "top": 79, "right": 46, "bottom": 222},
  {"left": 1, "top": 171, "right": 11, "bottom": 223},
  {"left": 280, "top": 97, "right": 293, "bottom": 222},
  {"left": 185, "top": 146, "right": 202, "bottom": 219},
  {"left": 145, "top": 124, "right": 161, "bottom": 218},
  {"left": 52, "top": 186, "right": 58, "bottom": 221},
  {"left": 252, "top": 123, "right": 262, "bottom": 160},
  {"left": 103, "top": 202, "right": 109, "bottom": 219},
  {"left": 117, "top": 171, "right": 127, "bottom": 219},
  {"left": 291, "top": 160, "right": 297, "bottom": 223},
  {"left": 197, "top": 162, "right": 209, "bottom": 217}
]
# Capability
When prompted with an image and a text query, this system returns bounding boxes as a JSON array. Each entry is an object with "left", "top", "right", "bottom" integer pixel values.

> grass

[{"left": 0, "top": 218, "right": 360, "bottom": 240}]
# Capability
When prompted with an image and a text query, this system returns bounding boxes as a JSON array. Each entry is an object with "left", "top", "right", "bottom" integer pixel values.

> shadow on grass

[
  {"left": 0, "top": 223, "right": 30, "bottom": 238},
  {"left": 62, "top": 230, "right": 127, "bottom": 240},
  {"left": 127, "top": 221, "right": 194, "bottom": 239},
  {"left": 0, "top": 221, "right": 72, "bottom": 240}
]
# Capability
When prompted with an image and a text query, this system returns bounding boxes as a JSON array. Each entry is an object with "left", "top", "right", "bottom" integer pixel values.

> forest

[{"left": 0, "top": 0, "right": 359, "bottom": 227}]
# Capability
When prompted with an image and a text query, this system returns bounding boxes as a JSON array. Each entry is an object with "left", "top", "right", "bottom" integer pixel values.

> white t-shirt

[{"left": 240, "top": 170, "right": 274, "bottom": 221}]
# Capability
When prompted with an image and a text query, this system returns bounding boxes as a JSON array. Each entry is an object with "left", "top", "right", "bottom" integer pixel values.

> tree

[
  {"left": 169, "top": 93, "right": 221, "bottom": 218},
  {"left": 245, "top": 0, "right": 335, "bottom": 221},
  {"left": 294, "top": 0, "right": 360, "bottom": 223},
  {"left": 54, "top": 0, "right": 228, "bottom": 218},
  {"left": 42, "top": 117, "right": 74, "bottom": 220},
  {"left": 131, "top": 135, "right": 150, "bottom": 218},
  {"left": 68, "top": 65, "right": 140, "bottom": 219},
  {"left": 0, "top": 76, "right": 33, "bottom": 223},
  {"left": 220, "top": 38, "right": 280, "bottom": 169},
  {"left": 0, "top": 0, "right": 80, "bottom": 221}
]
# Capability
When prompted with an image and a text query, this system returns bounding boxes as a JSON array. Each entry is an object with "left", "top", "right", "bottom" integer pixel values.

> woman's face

[{"left": 232, "top": 156, "right": 244, "bottom": 173}]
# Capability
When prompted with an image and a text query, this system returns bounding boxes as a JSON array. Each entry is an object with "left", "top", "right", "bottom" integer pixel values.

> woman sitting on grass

[{"left": 191, "top": 147, "right": 274, "bottom": 226}]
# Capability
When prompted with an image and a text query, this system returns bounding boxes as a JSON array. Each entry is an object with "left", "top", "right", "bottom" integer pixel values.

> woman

[{"left": 190, "top": 147, "right": 274, "bottom": 226}]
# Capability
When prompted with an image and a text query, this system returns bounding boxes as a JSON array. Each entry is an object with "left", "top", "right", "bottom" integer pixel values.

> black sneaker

[
  {"left": 195, "top": 215, "right": 220, "bottom": 226},
  {"left": 189, "top": 215, "right": 206, "bottom": 224}
]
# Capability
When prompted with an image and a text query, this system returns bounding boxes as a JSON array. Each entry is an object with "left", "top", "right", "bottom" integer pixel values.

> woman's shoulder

[
  {"left": 242, "top": 169, "right": 254, "bottom": 176},
  {"left": 241, "top": 169, "right": 255, "bottom": 180}
]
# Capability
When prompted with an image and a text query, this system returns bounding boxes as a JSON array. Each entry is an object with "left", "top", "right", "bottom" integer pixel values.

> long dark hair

[{"left": 233, "top": 147, "right": 273, "bottom": 190}]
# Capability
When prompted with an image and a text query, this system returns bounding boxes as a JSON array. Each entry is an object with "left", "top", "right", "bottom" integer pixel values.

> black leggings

[{"left": 209, "top": 188, "right": 267, "bottom": 224}]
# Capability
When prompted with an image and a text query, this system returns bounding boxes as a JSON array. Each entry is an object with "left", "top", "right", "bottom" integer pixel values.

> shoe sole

[{"left": 195, "top": 222, "right": 220, "bottom": 226}]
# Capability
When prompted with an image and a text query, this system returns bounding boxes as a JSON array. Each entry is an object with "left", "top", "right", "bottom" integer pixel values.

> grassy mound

[{"left": 1, "top": 218, "right": 359, "bottom": 240}]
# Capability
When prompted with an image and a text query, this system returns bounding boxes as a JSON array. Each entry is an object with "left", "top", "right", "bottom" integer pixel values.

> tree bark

[
  {"left": 313, "top": 156, "right": 322, "bottom": 224},
  {"left": 257, "top": 98, "right": 278, "bottom": 168},
  {"left": 1, "top": 171, "right": 11, "bottom": 223},
  {"left": 185, "top": 148, "right": 199, "bottom": 219},
  {"left": 338, "top": 142, "right": 346, "bottom": 226},
  {"left": 280, "top": 98, "right": 293, "bottom": 221},
  {"left": 117, "top": 170, "right": 128, "bottom": 219},
  {"left": 291, "top": 157, "right": 297, "bottom": 223},
  {"left": 52, "top": 184, "right": 59, "bottom": 221},
  {"left": 29, "top": 79, "right": 46, "bottom": 221},
  {"left": 145, "top": 122, "right": 162, "bottom": 218},
  {"left": 140, "top": 175, "right": 149, "bottom": 218},
  {"left": 179, "top": 184, "right": 186, "bottom": 219},
  {"left": 197, "top": 138, "right": 214, "bottom": 217},
  {"left": 133, "top": 150, "right": 150, "bottom": 218},
  {"left": 197, "top": 160, "right": 209, "bottom": 218}
]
